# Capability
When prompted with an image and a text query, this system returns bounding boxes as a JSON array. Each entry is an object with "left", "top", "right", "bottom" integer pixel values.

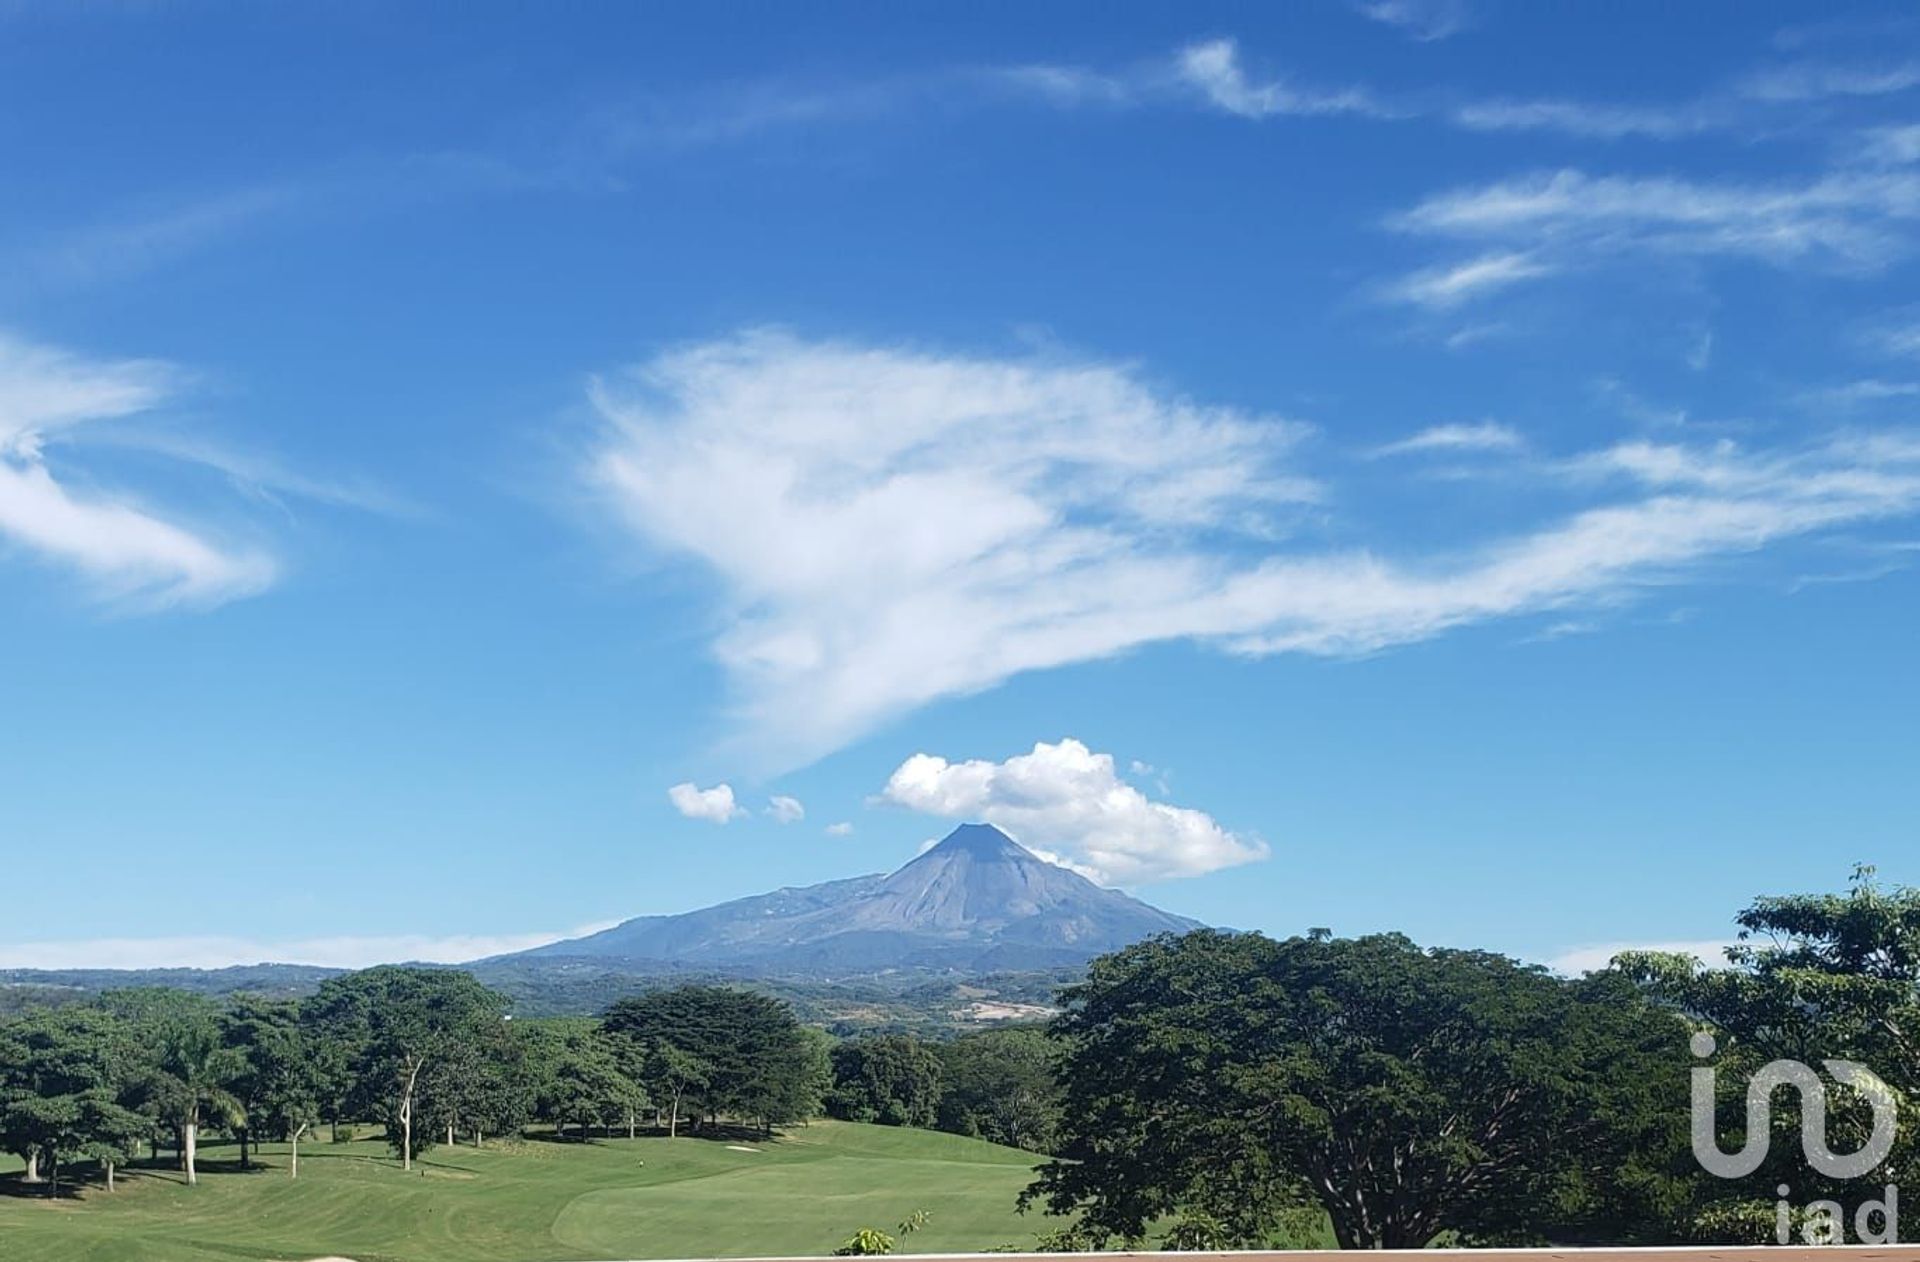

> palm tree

[{"left": 153, "top": 1013, "right": 246, "bottom": 1186}]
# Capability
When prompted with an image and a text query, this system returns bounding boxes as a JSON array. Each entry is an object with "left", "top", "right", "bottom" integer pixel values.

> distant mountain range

[
  {"left": 499, "top": 823, "right": 1203, "bottom": 974},
  {"left": 2, "top": 825, "right": 1205, "bottom": 1024}
]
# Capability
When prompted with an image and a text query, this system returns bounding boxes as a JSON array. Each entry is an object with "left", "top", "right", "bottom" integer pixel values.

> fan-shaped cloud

[{"left": 585, "top": 332, "right": 1920, "bottom": 768}]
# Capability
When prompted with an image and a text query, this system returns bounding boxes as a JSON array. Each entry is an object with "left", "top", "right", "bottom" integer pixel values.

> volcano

[{"left": 503, "top": 823, "right": 1202, "bottom": 974}]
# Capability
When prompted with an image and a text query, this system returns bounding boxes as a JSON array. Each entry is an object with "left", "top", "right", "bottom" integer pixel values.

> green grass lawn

[{"left": 0, "top": 1121, "right": 1059, "bottom": 1262}]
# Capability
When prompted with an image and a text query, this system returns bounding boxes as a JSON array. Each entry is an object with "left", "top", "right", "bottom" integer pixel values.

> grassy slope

[{"left": 0, "top": 1121, "right": 1053, "bottom": 1262}]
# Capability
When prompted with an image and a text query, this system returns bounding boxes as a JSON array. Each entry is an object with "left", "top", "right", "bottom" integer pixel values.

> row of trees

[
  {"left": 0, "top": 973, "right": 831, "bottom": 1192},
  {"left": 1023, "top": 867, "right": 1920, "bottom": 1249},
  {"left": 826, "top": 1027, "right": 1061, "bottom": 1152}
]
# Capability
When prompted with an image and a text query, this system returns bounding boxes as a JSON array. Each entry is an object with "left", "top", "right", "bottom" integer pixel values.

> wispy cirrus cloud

[
  {"left": 0, "top": 333, "right": 276, "bottom": 607},
  {"left": 1354, "top": 0, "right": 1477, "bottom": 42},
  {"left": 1173, "top": 39, "right": 1389, "bottom": 120},
  {"left": 1382, "top": 251, "right": 1553, "bottom": 308},
  {"left": 1394, "top": 166, "right": 1920, "bottom": 273},
  {"left": 1449, "top": 97, "right": 1725, "bottom": 141},
  {"left": 1373, "top": 420, "right": 1525, "bottom": 456},
  {"left": 1738, "top": 59, "right": 1920, "bottom": 103},
  {"left": 581, "top": 331, "right": 1920, "bottom": 768}
]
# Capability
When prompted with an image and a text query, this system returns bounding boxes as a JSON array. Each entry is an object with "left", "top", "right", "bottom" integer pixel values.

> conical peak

[{"left": 928, "top": 822, "right": 1025, "bottom": 859}]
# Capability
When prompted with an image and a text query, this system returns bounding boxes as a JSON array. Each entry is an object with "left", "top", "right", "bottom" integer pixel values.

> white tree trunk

[
  {"left": 184, "top": 1121, "right": 199, "bottom": 1186},
  {"left": 106, "top": 1160, "right": 115, "bottom": 1192},
  {"left": 22, "top": 1149, "right": 40, "bottom": 1183},
  {"left": 400, "top": 1055, "right": 423, "bottom": 1172},
  {"left": 291, "top": 1122, "right": 307, "bottom": 1180}
]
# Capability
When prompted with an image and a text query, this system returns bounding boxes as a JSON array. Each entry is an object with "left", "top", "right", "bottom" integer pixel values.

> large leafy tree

[
  {"left": 0, "top": 1007, "right": 145, "bottom": 1194},
  {"left": 540, "top": 1022, "right": 646, "bottom": 1140},
  {"left": 1619, "top": 866, "right": 1920, "bottom": 1239},
  {"left": 104, "top": 990, "right": 246, "bottom": 1188},
  {"left": 828, "top": 1034, "right": 943, "bottom": 1128},
  {"left": 304, "top": 966, "right": 508, "bottom": 1168},
  {"left": 935, "top": 1026, "right": 1061, "bottom": 1153},
  {"left": 638, "top": 1038, "right": 709, "bottom": 1139},
  {"left": 1026, "top": 930, "right": 1694, "bottom": 1249},
  {"left": 219, "top": 997, "right": 325, "bottom": 1178},
  {"left": 603, "top": 985, "right": 821, "bottom": 1134}
]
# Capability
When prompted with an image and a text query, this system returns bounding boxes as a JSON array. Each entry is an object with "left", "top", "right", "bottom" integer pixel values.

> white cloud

[
  {"left": 1805, "top": 378, "right": 1920, "bottom": 406},
  {"left": 880, "top": 738, "right": 1267, "bottom": 885},
  {"left": 585, "top": 331, "right": 1920, "bottom": 767},
  {"left": 1354, "top": 0, "right": 1475, "bottom": 41},
  {"left": 667, "top": 781, "right": 745, "bottom": 823},
  {"left": 1738, "top": 60, "right": 1920, "bottom": 103},
  {"left": 1544, "top": 938, "right": 1738, "bottom": 976},
  {"left": 0, "top": 922, "right": 621, "bottom": 971},
  {"left": 588, "top": 330, "right": 1315, "bottom": 766},
  {"left": 0, "top": 333, "right": 276, "bottom": 606},
  {"left": 1373, "top": 421, "right": 1525, "bottom": 456},
  {"left": 1449, "top": 98, "right": 1718, "bottom": 140},
  {"left": 1396, "top": 167, "right": 1920, "bottom": 271},
  {"left": 767, "top": 794, "right": 805, "bottom": 824},
  {"left": 1174, "top": 39, "right": 1386, "bottom": 120},
  {"left": 824, "top": 821, "right": 854, "bottom": 837},
  {"left": 1383, "top": 252, "right": 1553, "bottom": 308},
  {"left": 1871, "top": 321, "right": 1920, "bottom": 357},
  {"left": 1859, "top": 124, "right": 1920, "bottom": 166}
]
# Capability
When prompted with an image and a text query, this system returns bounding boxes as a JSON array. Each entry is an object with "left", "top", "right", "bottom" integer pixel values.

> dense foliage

[{"left": 1023, "top": 930, "right": 1702, "bottom": 1248}]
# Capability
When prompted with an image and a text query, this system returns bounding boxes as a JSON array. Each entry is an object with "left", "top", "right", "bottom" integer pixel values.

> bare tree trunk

[
  {"left": 184, "top": 1120, "right": 199, "bottom": 1186},
  {"left": 47, "top": 1151, "right": 59, "bottom": 1196},
  {"left": 291, "top": 1122, "right": 307, "bottom": 1180},
  {"left": 22, "top": 1149, "right": 40, "bottom": 1183},
  {"left": 239, "top": 1125, "right": 250, "bottom": 1170},
  {"left": 628, "top": 1108, "right": 636, "bottom": 1140},
  {"left": 400, "top": 1055, "right": 424, "bottom": 1172},
  {"left": 106, "top": 1160, "right": 115, "bottom": 1192},
  {"left": 446, "top": 1122, "right": 454, "bottom": 1147}
]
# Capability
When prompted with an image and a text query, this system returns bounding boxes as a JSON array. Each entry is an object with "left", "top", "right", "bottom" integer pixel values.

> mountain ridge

[{"left": 502, "top": 822, "right": 1202, "bottom": 975}]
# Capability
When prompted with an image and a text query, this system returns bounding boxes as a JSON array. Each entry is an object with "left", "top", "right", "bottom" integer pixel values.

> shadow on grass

[
  {"left": 522, "top": 1121, "right": 781, "bottom": 1146},
  {"left": 0, "top": 1165, "right": 186, "bottom": 1199}
]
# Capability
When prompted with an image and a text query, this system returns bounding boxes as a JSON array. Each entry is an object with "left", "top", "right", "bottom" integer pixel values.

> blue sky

[{"left": 2, "top": 1, "right": 1917, "bottom": 972}]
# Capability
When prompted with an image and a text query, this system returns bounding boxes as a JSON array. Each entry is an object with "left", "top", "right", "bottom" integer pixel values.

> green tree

[
  {"left": 304, "top": 966, "right": 508, "bottom": 1168},
  {"left": 1618, "top": 865, "right": 1920, "bottom": 1239},
  {"left": 224, "top": 998, "right": 325, "bottom": 1178},
  {"left": 0, "top": 1007, "right": 144, "bottom": 1194},
  {"left": 639, "top": 1038, "right": 709, "bottom": 1138},
  {"left": 547, "top": 1024, "right": 646, "bottom": 1140},
  {"left": 219, "top": 996, "right": 303, "bottom": 1169},
  {"left": 935, "top": 1027, "right": 1061, "bottom": 1152},
  {"left": 119, "top": 991, "right": 246, "bottom": 1188},
  {"left": 603, "top": 985, "right": 820, "bottom": 1134},
  {"left": 1026, "top": 930, "right": 1693, "bottom": 1249},
  {"left": 829, "top": 1033, "right": 943, "bottom": 1127}
]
